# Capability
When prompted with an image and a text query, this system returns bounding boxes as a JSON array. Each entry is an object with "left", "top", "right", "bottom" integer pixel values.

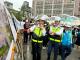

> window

[
  {"left": 63, "top": 9, "right": 73, "bottom": 15},
  {"left": 53, "top": 10, "right": 62, "bottom": 14},
  {"left": 54, "top": 0, "right": 62, "bottom": 4},
  {"left": 79, "top": 7, "right": 80, "bottom": 11},
  {"left": 44, "top": 10, "right": 52, "bottom": 14},
  {"left": 54, "top": 4, "right": 62, "bottom": 9},
  {"left": 44, "top": 5, "right": 52, "bottom": 9},
  {"left": 64, "top": 4, "right": 74, "bottom": 8},
  {"left": 79, "top": 3, "right": 80, "bottom": 6}
]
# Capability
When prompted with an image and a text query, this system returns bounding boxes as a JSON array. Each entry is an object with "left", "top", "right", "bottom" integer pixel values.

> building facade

[
  {"left": 32, "top": 0, "right": 75, "bottom": 16},
  {"left": 74, "top": 0, "right": 80, "bottom": 17}
]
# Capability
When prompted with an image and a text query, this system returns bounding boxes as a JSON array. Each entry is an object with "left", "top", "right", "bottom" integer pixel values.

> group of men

[{"left": 23, "top": 16, "right": 73, "bottom": 60}]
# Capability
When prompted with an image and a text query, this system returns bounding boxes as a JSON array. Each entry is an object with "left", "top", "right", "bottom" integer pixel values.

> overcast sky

[{"left": 5, "top": 0, "right": 33, "bottom": 10}]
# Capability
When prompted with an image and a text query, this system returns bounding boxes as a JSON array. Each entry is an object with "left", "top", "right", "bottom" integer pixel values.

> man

[
  {"left": 23, "top": 18, "right": 30, "bottom": 44},
  {"left": 28, "top": 16, "right": 47, "bottom": 60},
  {"left": 61, "top": 24, "right": 72, "bottom": 60},
  {"left": 47, "top": 17, "right": 64, "bottom": 60}
]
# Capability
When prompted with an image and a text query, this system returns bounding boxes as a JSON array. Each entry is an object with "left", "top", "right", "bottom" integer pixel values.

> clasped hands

[{"left": 49, "top": 32, "right": 55, "bottom": 35}]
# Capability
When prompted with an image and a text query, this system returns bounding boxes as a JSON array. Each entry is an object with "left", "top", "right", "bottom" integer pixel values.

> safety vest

[
  {"left": 49, "top": 26, "right": 61, "bottom": 43},
  {"left": 32, "top": 27, "right": 43, "bottom": 43}
]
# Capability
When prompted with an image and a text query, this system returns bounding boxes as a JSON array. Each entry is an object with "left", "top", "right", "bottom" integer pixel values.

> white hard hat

[
  {"left": 55, "top": 17, "right": 61, "bottom": 21},
  {"left": 40, "top": 15, "right": 49, "bottom": 20},
  {"left": 65, "top": 25, "right": 71, "bottom": 27},
  {"left": 65, "top": 23, "right": 72, "bottom": 27}
]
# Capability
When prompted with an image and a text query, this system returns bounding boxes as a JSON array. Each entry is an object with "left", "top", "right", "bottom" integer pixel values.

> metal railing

[{"left": 4, "top": 5, "right": 24, "bottom": 60}]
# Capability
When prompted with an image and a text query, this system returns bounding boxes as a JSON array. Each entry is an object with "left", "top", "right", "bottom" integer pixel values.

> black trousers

[
  {"left": 32, "top": 42, "right": 42, "bottom": 60},
  {"left": 61, "top": 45, "right": 72, "bottom": 60},
  {"left": 24, "top": 32, "right": 28, "bottom": 43},
  {"left": 23, "top": 32, "right": 32, "bottom": 44},
  {"left": 43, "top": 35, "right": 49, "bottom": 47},
  {"left": 47, "top": 41, "right": 60, "bottom": 60}
]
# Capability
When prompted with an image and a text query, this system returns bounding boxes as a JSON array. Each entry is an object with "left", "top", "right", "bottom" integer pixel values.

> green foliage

[
  {"left": 12, "top": 11, "right": 23, "bottom": 21},
  {"left": 9, "top": 34, "right": 13, "bottom": 42},
  {"left": 9, "top": 9, "right": 23, "bottom": 21},
  {"left": 6, "top": 25, "right": 13, "bottom": 42},
  {"left": 0, "top": 45, "right": 8, "bottom": 57}
]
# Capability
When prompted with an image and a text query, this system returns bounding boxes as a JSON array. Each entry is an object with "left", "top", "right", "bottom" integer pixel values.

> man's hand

[
  {"left": 51, "top": 32, "right": 55, "bottom": 35},
  {"left": 49, "top": 32, "right": 55, "bottom": 35},
  {"left": 23, "top": 29, "right": 27, "bottom": 31}
]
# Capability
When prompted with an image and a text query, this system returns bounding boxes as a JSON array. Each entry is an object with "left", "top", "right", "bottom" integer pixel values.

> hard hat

[
  {"left": 55, "top": 17, "right": 61, "bottom": 21},
  {"left": 40, "top": 15, "right": 49, "bottom": 20},
  {"left": 65, "top": 23, "right": 72, "bottom": 27}
]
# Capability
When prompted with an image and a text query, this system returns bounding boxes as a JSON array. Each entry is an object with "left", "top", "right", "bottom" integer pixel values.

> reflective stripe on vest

[
  {"left": 49, "top": 26, "right": 61, "bottom": 43},
  {"left": 32, "top": 39, "right": 43, "bottom": 43},
  {"left": 49, "top": 38, "right": 61, "bottom": 43},
  {"left": 32, "top": 27, "right": 43, "bottom": 43}
]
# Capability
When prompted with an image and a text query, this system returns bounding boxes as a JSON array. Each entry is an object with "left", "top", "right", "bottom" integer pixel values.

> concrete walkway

[{"left": 23, "top": 42, "right": 80, "bottom": 60}]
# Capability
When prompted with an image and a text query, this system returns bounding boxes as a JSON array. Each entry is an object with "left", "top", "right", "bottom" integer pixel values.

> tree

[{"left": 9, "top": 9, "right": 23, "bottom": 21}]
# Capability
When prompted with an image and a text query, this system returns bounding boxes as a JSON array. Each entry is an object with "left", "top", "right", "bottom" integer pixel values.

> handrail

[{"left": 4, "top": 5, "right": 24, "bottom": 60}]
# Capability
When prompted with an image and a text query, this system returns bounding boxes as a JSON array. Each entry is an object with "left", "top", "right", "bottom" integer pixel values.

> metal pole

[
  {"left": 35, "top": 1, "right": 37, "bottom": 16},
  {"left": 62, "top": 0, "right": 64, "bottom": 14},
  {"left": 51, "top": 0, "right": 54, "bottom": 16},
  {"left": 73, "top": 0, "right": 75, "bottom": 16},
  {"left": 43, "top": 0, "right": 45, "bottom": 14}
]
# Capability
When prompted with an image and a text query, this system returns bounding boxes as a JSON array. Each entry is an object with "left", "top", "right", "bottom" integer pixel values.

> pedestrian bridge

[{"left": 0, "top": 1, "right": 80, "bottom": 60}]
